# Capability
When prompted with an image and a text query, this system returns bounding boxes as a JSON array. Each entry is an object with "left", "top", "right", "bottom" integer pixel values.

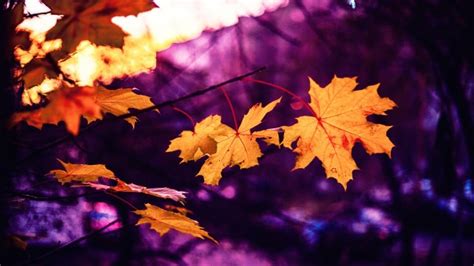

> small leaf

[
  {"left": 134, "top": 203, "right": 217, "bottom": 243},
  {"left": 196, "top": 98, "right": 281, "bottom": 185},
  {"left": 49, "top": 160, "right": 115, "bottom": 184},
  {"left": 85, "top": 180, "right": 186, "bottom": 202},
  {"left": 85, "top": 87, "right": 155, "bottom": 127},
  {"left": 167, "top": 115, "right": 227, "bottom": 163}
]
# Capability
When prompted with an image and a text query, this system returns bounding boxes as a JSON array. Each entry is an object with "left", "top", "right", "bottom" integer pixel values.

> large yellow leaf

[
  {"left": 166, "top": 115, "right": 228, "bottom": 163},
  {"left": 49, "top": 160, "right": 116, "bottom": 184},
  {"left": 282, "top": 76, "right": 396, "bottom": 189},
  {"left": 134, "top": 203, "right": 216, "bottom": 243},
  {"left": 42, "top": 0, "right": 156, "bottom": 57},
  {"left": 10, "top": 81, "right": 102, "bottom": 135},
  {"left": 85, "top": 87, "right": 155, "bottom": 128},
  {"left": 197, "top": 98, "right": 281, "bottom": 185}
]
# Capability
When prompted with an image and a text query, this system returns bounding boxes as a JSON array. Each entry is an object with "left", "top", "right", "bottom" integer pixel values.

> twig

[
  {"left": 14, "top": 67, "right": 266, "bottom": 166},
  {"left": 24, "top": 219, "right": 119, "bottom": 265},
  {"left": 253, "top": 17, "right": 301, "bottom": 46},
  {"left": 25, "top": 11, "right": 51, "bottom": 18},
  {"left": 104, "top": 191, "right": 138, "bottom": 210},
  {"left": 8, "top": 191, "right": 98, "bottom": 201}
]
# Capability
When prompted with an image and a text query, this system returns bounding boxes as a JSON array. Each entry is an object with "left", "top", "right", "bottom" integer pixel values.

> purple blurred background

[{"left": 2, "top": 0, "right": 474, "bottom": 265}]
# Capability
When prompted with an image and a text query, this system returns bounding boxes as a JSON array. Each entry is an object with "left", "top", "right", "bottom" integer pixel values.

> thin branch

[
  {"left": 253, "top": 17, "right": 301, "bottom": 46},
  {"left": 24, "top": 219, "right": 120, "bottom": 265},
  {"left": 14, "top": 67, "right": 266, "bottom": 166},
  {"left": 8, "top": 191, "right": 98, "bottom": 201},
  {"left": 104, "top": 191, "right": 138, "bottom": 210},
  {"left": 25, "top": 11, "right": 52, "bottom": 18}
]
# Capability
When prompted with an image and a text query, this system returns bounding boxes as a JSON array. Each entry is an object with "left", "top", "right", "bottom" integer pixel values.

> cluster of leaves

[
  {"left": 49, "top": 160, "right": 215, "bottom": 242},
  {"left": 9, "top": 0, "right": 219, "bottom": 242},
  {"left": 167, "top": 77, "right": 396, "bottom": 189},
  {"left": 10, "top": 0, "right": 158, "bottom": 135},
  {"left": 8, "top": 0, "right": 396, "bottom": 243}
]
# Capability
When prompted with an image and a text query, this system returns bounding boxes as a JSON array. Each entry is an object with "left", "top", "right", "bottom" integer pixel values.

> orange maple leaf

[
  {"left": 11, "top": 84, "right": 155, "bottom": 134},
  {"left": 282, "top": 76, "right": 396, "bottom": 189},
  {"left": 10, "top": 81, "right": 102, "bottom": 135}
]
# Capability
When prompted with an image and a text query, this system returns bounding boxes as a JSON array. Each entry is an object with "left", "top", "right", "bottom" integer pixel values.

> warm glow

[
  {"left": 17, "top": 0, "right": 288, "bottom": 99},
  {"left": 22, "top": 77, "right": 61, "bottom": 105}
]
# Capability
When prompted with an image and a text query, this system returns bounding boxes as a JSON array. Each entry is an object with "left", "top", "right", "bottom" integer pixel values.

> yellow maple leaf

[
  {"left": 196, "top": 98, "right": 281, "bottom": 185},
  {"left": 85, "top": 87, "right": 155, "bottom": 128},
  {"left": 134, "top": 203, "right": 217, "bottom": 243},
  {"left": 48, "top": 159, "right": 116, "bottom": 184},
  {"left": 10, "top": 81, "right": 102, "bottom": 135},
  {"left": 166, "top": 115, "right": 228, "bottom": 163},
  {"left": 282, "top": 76, "right": 396, "bottom": 189},
  {"left": 42, "top": 0, "right": 156, "bottom": 57}
]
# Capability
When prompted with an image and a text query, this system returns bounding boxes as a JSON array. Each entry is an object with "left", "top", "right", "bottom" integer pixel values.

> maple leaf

[
  {"left": 196, "top": 98, "right": 281, "bottom": 185},
  {"left": 42, "top": 0, "right": 157, "bottom": 57},
  {"left": 134, "top": 203, "right": 217, "bottom": 243},
  {"left": 166, "top": 115, "right": 228, "bottom": 163},
  {"left": 84, "top": 87, "right": 155, "bottom": 128},
  {"left": 85, "top": 180, "right": 186, "bottom": 202},
  {"left": 282, "top": 76, "right": 396, "bottom": 189},
  {"left": 49, "top": 160, "right": 116, "bottom": 184},
  {"left": 10, "top": 81, "right": 102, "bottom": 135}
]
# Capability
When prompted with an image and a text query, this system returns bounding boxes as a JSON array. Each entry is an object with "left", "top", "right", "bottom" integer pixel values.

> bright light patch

[{"left": 18, "top": 0, "right": 288, "bottom": 90}]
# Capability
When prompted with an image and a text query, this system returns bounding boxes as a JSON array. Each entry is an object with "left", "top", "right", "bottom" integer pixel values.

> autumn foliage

[{"left": 8, "top": 0, "right": 396, "bottom": 244}]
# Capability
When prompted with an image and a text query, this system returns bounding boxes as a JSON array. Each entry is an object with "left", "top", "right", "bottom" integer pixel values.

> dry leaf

[
  {"left": 134, "top": 203, "right": 216, "bottom": 242},
  {"left": 49, "top": 159, "right": 116, "bottom": 184},
  {"left": 282, "top": 76, "right": 396, "bottom": 189},
  {"left": 85, "top": 180, "right": 186, "bottom": 202}
]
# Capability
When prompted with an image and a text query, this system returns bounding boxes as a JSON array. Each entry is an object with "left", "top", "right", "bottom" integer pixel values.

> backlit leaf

[
  {"left": 10, "top": 81, "right": 102, "bottom": 135},
  {"left": 49, "top": 160, "right": 116, "bottom": 184},
  {"left": 42, "top": 0, "right": 157, "bottom": 57},
  {"left": 134, "top": 203, "right": 216, "bottom": 242},
  {"left": 282, "top": 76, "right": 396, "bottom": 189},
  {"left": 85, "top": 87, "right": 155, "bottom": 127},
  {"left": 166, "top": 115, "right": 228, "bottom": 163},
  {"left": 196, "top": 98, "right": 281, "bottom": 185}
]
